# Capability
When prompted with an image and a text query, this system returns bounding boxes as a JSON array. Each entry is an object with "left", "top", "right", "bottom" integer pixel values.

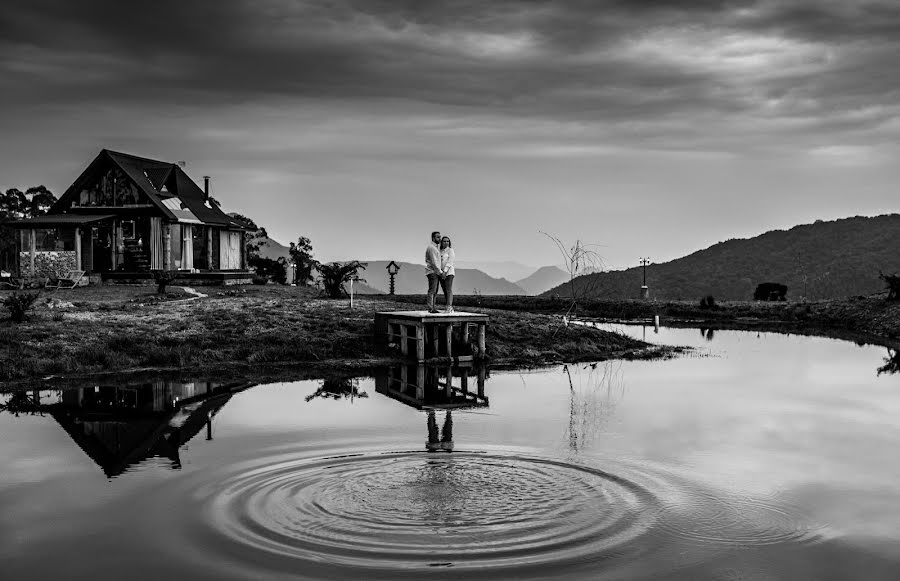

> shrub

[
  {"left": 753, "top": 282, "right": 787, "bottom": 301},
  {"left": 252, "top": 275, "right": 269, "bottom": 285},
  {"left": 318, "top": 261, "right": 367, "bottom": 299},
  {"left": 699, "top": 295, "right": 716, "bottom": 309},
  {"left": 151, "top": 270, "right": 179, "bottom": 294},
  {"left": 3, "top": 291, "right": 41, "bottom": 323},
  {"left": 249, "top": 256, "right": 287, "bottom": 284},
  {"left": 879, "top": 271, "right": 900, "bottom": 301}
]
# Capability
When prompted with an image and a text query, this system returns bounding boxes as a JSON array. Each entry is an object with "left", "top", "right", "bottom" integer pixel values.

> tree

[
  {"left": 249, "top": 255, "right": 288, "bottom": 284},
  {"left": 318, "top": 261, "right": 367, "bottom": 299},
  {"left": 1, "top": 186, "right": 58, "bottom": 272},
  {"left": 288, "top": 236, "right": 318, "bottom": 286},
  {"left": 540, "top": 231, "right": 604, "bottom": 318},
  {"left": 228, "top": 212, "right": 268, "bottom": 261}
]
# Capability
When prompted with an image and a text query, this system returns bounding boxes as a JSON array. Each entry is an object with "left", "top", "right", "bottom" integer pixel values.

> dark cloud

[{"left": 0, "top": 0, "right": 898, "bottom": 150}]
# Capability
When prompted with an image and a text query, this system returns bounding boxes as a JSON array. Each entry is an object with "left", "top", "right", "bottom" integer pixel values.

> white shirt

[
  {"left": 425, "top": 243, "right": 441, "bottom": 275},
  {"left": 441, "top": 247, "right": 455, "bottom": 276}
]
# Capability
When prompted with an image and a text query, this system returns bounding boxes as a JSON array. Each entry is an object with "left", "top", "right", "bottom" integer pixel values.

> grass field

[{"left": 0, "top": 284, "right": 656, "bottom": 387}]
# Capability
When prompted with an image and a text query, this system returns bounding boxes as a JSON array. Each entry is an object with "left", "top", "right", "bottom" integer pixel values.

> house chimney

[{"left": 203, "top": 176, "right": 210, "bottom": 200}]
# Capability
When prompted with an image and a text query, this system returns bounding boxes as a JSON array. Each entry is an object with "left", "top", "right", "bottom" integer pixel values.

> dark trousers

[
  {"left": 426, "top": 274, "right": 440, "bottom": 310},
  {"left": 440, "top": 274, "right": 454, "bottom": 308}
]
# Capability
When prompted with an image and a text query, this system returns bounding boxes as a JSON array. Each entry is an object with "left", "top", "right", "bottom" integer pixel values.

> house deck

[{"left": 102, "top": 270, "right": 254, "bottom": 285}]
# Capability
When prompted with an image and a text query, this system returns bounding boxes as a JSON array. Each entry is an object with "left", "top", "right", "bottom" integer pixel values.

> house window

[
  {"left": 122, "top": 220, "right": 136, "bottom": 240},
  {"left": 33, "top": 228, "right": 75, "bottom": 251}
]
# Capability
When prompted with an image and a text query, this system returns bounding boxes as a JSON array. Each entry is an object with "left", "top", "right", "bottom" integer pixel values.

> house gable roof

[{"left": 50, "top": 149, "right": 247, "bottom": 229}]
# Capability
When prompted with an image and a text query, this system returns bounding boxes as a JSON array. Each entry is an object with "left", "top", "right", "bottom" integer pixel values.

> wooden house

[{"left": 10, "top": 149, "right": 252, "bottom": 284}]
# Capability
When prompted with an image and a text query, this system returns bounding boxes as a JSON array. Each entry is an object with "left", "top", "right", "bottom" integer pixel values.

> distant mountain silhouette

[
  {"left": 359, "top": 261, "right": 526, "bottom": 295},
  {"left": 541, "top": 215, "right": 900, "bottom": 301},
  {"left": 455, "top": 260, "right": 537, "bottom": 281},
  {"left": 516, "top": 265, "right": 569, "bottom": 295},
  {"left": 257, "top": 237, "right": 291, "bottom": 261}
]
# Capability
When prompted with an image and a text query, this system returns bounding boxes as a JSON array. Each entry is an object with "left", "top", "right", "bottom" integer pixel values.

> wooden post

[
  {"left": 399, "top": 325, "right": 408, "bottom": 356},
  {"left": 28, "top": 229, "right": 35, "bottom": 276},
  {"left": 74, "top": 227, "right": 82, "bottom": 271},
  {"left": 431, "top": 325, "right": 440, "bottom": 357},
  {"left": 478, "top": 324, "right": 486, "bottom": 357},
  {"left": 460, "top": 369, "right": 469, "bottom": 393},
  {"left": 163, "top": 223, "right": 172, "bottom": 270},
  {"left": 415, "top": 324, "right": 425, "bottom": 361},
  {"left": 445, "top": 367, "right": 452, "bottom": 397},
  {"left": 462, "top": 323, "right": 469, "bottom": 345},
  {"left": 477, "top": 366, "right": 486, "bottom": 398},
  {"left": 206, "top": 227, "right": 214, "bottom": 271},
  {"left": 416, "top": 366, "right": 425, "bottom": 399},
  {"left": 444, "top": 324, "right": 453, "bottom": 359}
]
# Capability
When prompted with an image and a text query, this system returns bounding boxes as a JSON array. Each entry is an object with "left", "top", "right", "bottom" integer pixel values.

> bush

[
  {"left": 151, "top": 270, "right": 179, "bottom": 294},
  {"left": 252, "top": 275, "right": 269, "bottom": 285},
  {"left": 2, "top": 291, "right": 41, "bottom": 323},
  {"left": 249, "top": 256, "right": 287, "bottom": 285},
  {"left": 879, "top": 271, "right": 900, "bottom": 301},
  {"left": 753, "top": 282, "right": 787, "bottom": 301},
  {"left": 318, "top": 261, "right": 367, "bottom": 299},
  {"left": 699, "top": 295, "right": 716, "bottom": 309}
]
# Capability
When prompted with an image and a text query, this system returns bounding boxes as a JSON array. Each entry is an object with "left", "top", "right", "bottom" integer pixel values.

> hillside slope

[
  {"left": 358, "top": 261, "right": 526, "bottom": 295},
  {"left": 542, "top": 215, "right": 900, "bottom": 301}
]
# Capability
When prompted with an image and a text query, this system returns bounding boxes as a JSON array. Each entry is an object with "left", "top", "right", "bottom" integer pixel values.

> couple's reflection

[
  {"left": 1, "top": 380, "right": 253, "bottom": 477},
  {"left": 375, "top": 364, "right": 490, "bottom": 452}
]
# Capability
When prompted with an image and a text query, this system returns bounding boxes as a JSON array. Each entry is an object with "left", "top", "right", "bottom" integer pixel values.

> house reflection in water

[
  {"left": 375, "top": 364, "right": 490, "bottom": 452},
  {"left": 16, "top": 380, "right": 253, "bottom": 478}
]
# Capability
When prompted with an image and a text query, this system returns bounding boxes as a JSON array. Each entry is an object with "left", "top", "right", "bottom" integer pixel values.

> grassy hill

[{"left": 542, "top": 214, "right": 900, "bottom": 301}]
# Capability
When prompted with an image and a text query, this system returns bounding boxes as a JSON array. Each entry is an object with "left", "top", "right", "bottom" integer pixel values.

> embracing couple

[{"left": 425, "top": 231, "right": 455, "bottom": 314}]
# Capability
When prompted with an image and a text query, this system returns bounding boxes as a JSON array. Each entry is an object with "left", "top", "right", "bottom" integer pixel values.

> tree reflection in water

[{"left": 563, "top": 362, "right": 625, "bottom": 453}]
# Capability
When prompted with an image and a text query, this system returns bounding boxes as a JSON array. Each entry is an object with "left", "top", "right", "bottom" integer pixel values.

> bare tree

[{"left": 540, "top": 231, "right": 605, "bottom": 319}]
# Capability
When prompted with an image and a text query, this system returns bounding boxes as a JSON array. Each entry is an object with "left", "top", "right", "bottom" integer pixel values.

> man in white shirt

[{"left": 425, "top": 231, "right": 442, "bottom": 313}]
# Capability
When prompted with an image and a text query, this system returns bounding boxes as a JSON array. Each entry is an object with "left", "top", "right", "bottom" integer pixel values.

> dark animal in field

[{"left": 753, "top": 282, "right": 787, "bottom": 301}]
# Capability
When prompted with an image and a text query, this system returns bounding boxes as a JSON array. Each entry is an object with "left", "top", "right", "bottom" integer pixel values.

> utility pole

[{"left": 639, "top": 257, "right": 651, "bottom": 299}]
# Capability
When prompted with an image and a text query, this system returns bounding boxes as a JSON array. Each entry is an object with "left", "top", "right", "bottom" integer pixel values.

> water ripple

[
  {"left": 205, "top": 451, "right": 660, "bottom": 571},
  {"left": 156, "top": 449, "right": 829, "bottom": 578}
]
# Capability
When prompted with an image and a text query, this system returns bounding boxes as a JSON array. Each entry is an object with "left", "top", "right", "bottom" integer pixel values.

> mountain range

[
  {"left": 542, "top": 214, "right": 900, "bottom": 301},
  {"left": 255, "top": 239, "right": 568, "bottom": 295}
]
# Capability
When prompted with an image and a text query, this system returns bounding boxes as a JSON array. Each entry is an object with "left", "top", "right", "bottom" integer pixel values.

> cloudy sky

[{"left": 1, "top": 0, "right": 898, "bottom": 270}]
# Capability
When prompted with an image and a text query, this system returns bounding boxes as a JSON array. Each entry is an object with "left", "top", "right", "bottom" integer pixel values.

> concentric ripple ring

[{"left": 205, "top": 451, "right": 661, "bottom": 570}]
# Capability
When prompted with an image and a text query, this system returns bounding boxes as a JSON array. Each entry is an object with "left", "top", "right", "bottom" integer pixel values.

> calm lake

[{"left": 2, "top": 326, "right": 900, "bottom": 580}]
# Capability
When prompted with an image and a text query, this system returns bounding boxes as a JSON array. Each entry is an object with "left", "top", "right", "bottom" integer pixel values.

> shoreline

[
  {"left": 0, "top": 286, "right": 662, "bottom": 390},
  {"left": 5, "top": 286, "right": 897, "bottom": 391},
  {"left": 382, "top": 294, "right": 900, "bottom": 348}
]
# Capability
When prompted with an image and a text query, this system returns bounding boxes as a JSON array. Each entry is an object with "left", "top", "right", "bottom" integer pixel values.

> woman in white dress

[{"left": 439, "top": 236, "right": 455, "bottom": 313}]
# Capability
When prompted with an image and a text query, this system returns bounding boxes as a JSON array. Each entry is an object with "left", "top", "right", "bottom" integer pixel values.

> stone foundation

[{"left": 19, "top": 251, "right": 78, "bottom": 278}]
